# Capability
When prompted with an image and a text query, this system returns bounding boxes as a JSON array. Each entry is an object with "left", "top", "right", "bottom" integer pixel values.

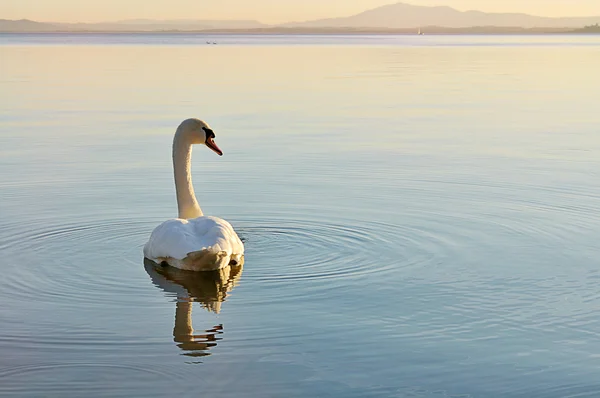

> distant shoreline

[{"left": 1, "top": 27, "right": 598, "bottom": 35}]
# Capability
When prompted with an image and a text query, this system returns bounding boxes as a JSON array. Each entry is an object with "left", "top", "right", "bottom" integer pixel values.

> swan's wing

[
  {"left": 188, "top": 216, "right": 244, "bottom": 256},
  {"left": 144, "top": 218, "right": 199, "bottom": 261},
  {"left": 143, "top": 216, "right": 244, "bottom": 262}
]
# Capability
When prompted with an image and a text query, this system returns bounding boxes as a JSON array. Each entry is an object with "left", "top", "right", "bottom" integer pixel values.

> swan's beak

[{"left": 206, "top": 138, "right": 223, "bottom": 156}]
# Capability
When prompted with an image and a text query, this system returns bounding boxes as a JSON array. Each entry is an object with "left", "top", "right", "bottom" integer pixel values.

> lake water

[{"left": 1, "top": 33, "right": 600, "bottom": 397}]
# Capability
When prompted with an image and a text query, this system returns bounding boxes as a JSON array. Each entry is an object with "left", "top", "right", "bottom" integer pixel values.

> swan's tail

[
  {"left": 180, "top": 250, "right": 227, "bottom": 271},
  {"left": 183, "top": 249, "right": 242, "bottom": 271},
  {"left": 154, "top": 250, "right": 243, "bottom": 272}
]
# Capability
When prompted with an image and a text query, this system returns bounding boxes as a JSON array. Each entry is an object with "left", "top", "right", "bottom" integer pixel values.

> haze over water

[{"left": 1, "top": 34, "right": 600, "bottom": 397}]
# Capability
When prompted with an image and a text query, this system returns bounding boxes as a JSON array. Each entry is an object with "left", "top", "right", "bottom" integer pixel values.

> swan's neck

[{"left": 173, "top": 130, "right": 203, "bottom": 219}]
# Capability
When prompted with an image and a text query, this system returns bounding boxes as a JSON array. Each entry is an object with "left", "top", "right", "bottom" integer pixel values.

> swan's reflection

[{"left": 144, "top": 259, "right": 243, "bottom": 358}]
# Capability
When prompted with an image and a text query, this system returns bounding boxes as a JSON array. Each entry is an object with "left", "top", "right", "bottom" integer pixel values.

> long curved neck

[{"left": 173, "top": 128, "right": 203, "bottom": 219}]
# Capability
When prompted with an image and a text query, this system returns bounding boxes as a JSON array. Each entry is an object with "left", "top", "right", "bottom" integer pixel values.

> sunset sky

[{"left": 3, "top": 0, "right": 600, "bottom": 23}]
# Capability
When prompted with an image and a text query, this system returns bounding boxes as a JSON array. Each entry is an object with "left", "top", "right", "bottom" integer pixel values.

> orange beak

[{"left": 206, "top": 137, "right": 223, "bottom": 156}]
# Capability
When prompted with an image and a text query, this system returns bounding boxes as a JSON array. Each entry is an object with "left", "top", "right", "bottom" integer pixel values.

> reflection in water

[{"left": 144, "top": 259, "right": 243, "bottom": 358}]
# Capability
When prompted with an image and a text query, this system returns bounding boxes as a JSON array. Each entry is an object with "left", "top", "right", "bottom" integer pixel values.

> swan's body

[
  {"left": 143, "top": 118, "right": 244, "bottom": 271},
  {"left": 144, "top": 216, "right": 243, "bottom": 271}
]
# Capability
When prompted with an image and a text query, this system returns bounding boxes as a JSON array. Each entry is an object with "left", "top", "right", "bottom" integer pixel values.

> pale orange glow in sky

[{"left": 2, "top": 0, "right": 600, "bottom": 23}]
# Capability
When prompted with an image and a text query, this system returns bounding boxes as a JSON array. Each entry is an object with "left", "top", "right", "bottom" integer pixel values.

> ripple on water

[
  {"left": 0, "top": 217, "right": 156, "bottom": 306},
  {"left": 231, "top": 176, "right": 599, "bottom": 298},
  {"left": 235, "top": 216, "right": 459, "bottom": 283},
  {"left": 0, "top": 362, "right": 189, "bottom": 397}
]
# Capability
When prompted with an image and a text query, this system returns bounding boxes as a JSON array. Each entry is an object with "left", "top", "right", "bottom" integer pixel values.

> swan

[{"left": 143, "top": 118, "right": 244, "bottom": 271}]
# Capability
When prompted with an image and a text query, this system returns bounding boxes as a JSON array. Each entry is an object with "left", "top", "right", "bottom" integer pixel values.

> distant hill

[
  {"left": 64, "top": 19, "right": 267, "bottom": 31},
  {"left": 114, "top": 19, "right": 266, "bottom": 28},
  {"left": 0, "top": 19, "right": 58, "bottom": 32},
  {"left": 572, "top": 23, "right": 600, "bottom": 33},
  {"left": 0, "top": 18, "right": 266, "bottom": 32},
  {"left": 284, "top": 2, "right": 600, "bottom": 29}
]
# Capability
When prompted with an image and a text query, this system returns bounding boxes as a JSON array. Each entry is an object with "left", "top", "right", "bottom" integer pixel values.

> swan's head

[{"left": 179, "top": 118, "right": 223, "bottom": 156}]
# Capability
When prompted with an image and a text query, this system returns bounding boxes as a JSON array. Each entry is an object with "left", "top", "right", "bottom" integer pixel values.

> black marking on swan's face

[{"left": 202, "top": 127, "right": 215, "bottom": 140}]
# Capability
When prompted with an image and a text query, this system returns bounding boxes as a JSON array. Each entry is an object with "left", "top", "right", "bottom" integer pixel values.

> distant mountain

[
  {"left": 0, "top": 18, "right": 266, "bottom": 32},
  {"left": 73, "top": 19, "right": 267, "bottom": 31},
  {"left": 114, "top": 19, "right": 266, "bottom": 28},
  {"left": 0, "top": 19, "right": 58, "bottom": 32},
  {"left": 2, "top": 3, "right": 600, "bottom": 33},
  {"left": 284, "top": 2, "right": 600, "bottom": 29}
]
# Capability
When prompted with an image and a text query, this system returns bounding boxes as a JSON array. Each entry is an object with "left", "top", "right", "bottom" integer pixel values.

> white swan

[{"left": 144, "top": 118, "right": 244, "bottom": 271}]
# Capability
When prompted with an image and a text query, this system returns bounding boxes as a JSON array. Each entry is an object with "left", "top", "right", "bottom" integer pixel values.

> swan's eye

[{"left": 202, "top": 127, "right": 215, "bottom": 139}]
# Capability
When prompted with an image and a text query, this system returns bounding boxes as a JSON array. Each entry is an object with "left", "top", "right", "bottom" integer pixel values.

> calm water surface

[{"left": 1, "top": 34, "right": 600, "bottom": 397}]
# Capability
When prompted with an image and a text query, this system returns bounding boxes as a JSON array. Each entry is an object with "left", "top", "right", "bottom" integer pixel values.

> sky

[{"left": 3, "top": 0, "right": 600, "bottom": 23}]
